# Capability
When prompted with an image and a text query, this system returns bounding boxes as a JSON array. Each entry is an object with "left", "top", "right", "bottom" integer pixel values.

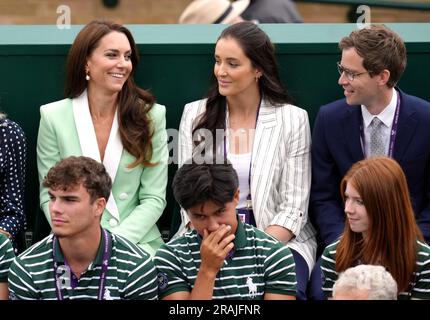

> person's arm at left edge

[
  {"left": 0, "top": 235, "right": 15, "bottom": 299},
  {"left": 265, "top": 108, "right": 311, "bottom": 244},
  {"left": 111, "top": 104, "right": 168, "bottom": 243},
  {"left": 0, "top": 120, "right": 27, "bottom": 239}
]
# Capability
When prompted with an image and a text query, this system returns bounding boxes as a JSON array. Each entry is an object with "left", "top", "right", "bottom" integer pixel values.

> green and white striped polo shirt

[
  {"left": 0, "top": 233, "right": 14, "bottom": 282},
  {"left": 8, "top": 230, "right": 158, "bottom": 300},
  {"left": 321, "top": 239, "right": 430, "bottom": 299},
  {"left": 154, "top": 218, "right": 296, "bottom": 299}
]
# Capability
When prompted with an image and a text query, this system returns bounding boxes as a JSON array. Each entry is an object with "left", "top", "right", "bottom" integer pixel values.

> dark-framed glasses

[{"left": 337, "top": 62, "right": 368, "bottom": 81}]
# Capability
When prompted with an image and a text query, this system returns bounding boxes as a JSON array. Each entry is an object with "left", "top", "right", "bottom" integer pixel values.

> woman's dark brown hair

[
  {"left": 336, "top": 156, "right": 423, "bottom": 292},
  {"left": 65, "top": 20, "right": 155, "bottom": 168},
  {"left": 193, "top": 21, "right": 293, "bottom": 154}
]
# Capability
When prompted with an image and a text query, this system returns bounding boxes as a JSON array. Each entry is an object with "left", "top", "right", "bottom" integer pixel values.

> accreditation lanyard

[
  {"left": 223, "top": 98, "right": 262, "bottom": 220},
  {"left": 360, "top": 92, "right": 401, "bottom": 158},
  {"left": 53, "top": 229, "right": 111, "bottom": 300}
]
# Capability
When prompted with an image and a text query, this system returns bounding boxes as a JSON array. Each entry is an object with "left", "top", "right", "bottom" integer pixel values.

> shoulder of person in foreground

[
  {"left": 112, "top": 233, "right": 158, "bottom": 300},
  {"left": 321, "top": 239, "right": 341, "bottom": 299},
  {"left": 8, "top": 234, "right": 55, "bottom": 300},
  {"left": 250, "top": 226, "right": 297, "bottom": 299},
  {"left": 39, "top": 97, "right": 73, "bottom": 117},
  {"left": 153, "top": 232, "right": 197, "bottom": 299},
  {"left": 0, "top": 233, "right": 15, "bottom": 282}
]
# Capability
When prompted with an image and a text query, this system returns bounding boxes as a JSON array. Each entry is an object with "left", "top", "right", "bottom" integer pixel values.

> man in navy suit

[{"left": 309, "top": 25, "right": 430, "bottom": 299}]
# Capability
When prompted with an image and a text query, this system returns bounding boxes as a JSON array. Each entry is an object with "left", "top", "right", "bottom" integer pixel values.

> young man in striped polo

[
  {"left": 8, "top": 156, "right": 158, "bottom": 300},
  {"left": 154, "top": 161, "right": 297, "bottom": 299}
]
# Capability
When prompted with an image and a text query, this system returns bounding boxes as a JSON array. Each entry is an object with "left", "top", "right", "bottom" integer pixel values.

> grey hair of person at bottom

[
  {"left": 172, "top": 159, "right": 238, "bottom": 211},
  {"left": 333, "top": 265, "right": 398, "bottom": 300}
]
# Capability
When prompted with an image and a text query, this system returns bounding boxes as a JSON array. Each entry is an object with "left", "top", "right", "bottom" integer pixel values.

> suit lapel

[
  {"left": 251, "top": 100, "right": 278, "bottom": 225},
  {"left": 102, "top": 110, "right": 123, "bottom": 222},
  {"left": 341, "top": 105, "right": 364, "bottom": 162},
  {"left": 103, "top": 109, "right": 123, "bottom": 183},
  {"left": 72, "top": 90, "right": 101, "bottom": 162},
  {"left": 72, "top": 90, "right": 121, "bottom": 222},
  {"left": 393, "top": 92, "right": 418, "bottom": 162}
]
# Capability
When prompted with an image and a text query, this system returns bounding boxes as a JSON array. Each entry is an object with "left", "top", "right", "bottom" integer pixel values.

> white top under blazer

[{"left": 176, "top": 98, "right": 317, "bottom": 272}]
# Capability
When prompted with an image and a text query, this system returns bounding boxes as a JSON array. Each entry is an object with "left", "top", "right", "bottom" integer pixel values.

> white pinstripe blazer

[{"left": 176, "top": 98, "right": 317, "bottom": 271}]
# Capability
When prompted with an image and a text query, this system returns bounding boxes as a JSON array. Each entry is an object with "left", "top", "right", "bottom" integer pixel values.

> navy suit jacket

[{"left": 310, "top": 89, "right": 430, "bottom": 246}]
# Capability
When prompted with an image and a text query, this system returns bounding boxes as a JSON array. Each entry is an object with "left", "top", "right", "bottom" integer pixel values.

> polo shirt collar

[
  {"left": 53, "top": 229, "right": 107, "bottom": 269},
  {"left": 233, "top": 215, "right": 247, "bottom": 250}
]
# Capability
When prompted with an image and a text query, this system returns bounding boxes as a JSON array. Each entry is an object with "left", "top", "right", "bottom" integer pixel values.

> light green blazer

[{"left": 37, "top": 93, "right": 168, "bottom": 256}]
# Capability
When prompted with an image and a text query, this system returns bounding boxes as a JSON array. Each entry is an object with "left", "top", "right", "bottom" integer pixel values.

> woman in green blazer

[{"left": 36, "top": 20, "right": 168, "bottom": 256}]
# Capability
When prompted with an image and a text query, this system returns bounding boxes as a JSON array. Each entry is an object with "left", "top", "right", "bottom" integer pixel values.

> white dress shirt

[{"left": 361, "top": 88, "right": 398, "bottom": 157}]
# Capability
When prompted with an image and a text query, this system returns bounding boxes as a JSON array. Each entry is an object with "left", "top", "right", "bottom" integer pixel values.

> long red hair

[{"left": 336, "top": 156, "right": 423, "bottom": 292}]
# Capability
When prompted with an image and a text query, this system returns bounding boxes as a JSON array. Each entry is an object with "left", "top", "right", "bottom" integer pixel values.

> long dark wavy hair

[
  {"left": 192, "top": 21, "right": 293, "bottom": 153},
  {"left": 65, "top": 20, "right": 155, "bottom": 168}
]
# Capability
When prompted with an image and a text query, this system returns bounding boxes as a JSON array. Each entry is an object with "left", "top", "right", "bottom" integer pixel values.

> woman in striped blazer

[{"left": 175, "top": 21, "right": 316, "bottom": 299}]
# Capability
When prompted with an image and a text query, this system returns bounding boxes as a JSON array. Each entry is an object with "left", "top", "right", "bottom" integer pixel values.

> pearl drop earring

[{"left": 86, "top": 74, "right": 90, "bottom": 81}]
